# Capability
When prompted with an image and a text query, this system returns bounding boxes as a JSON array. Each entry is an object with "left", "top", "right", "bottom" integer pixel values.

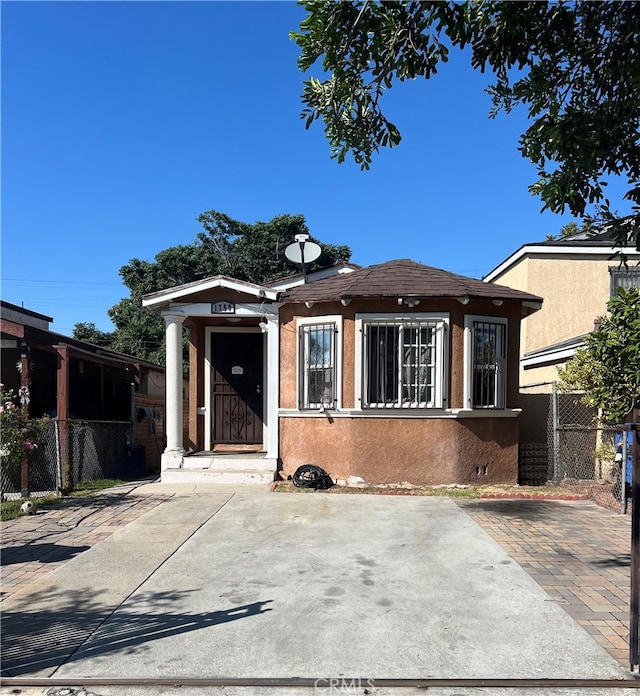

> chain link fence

[
  {"left": 519, "top": 383, "right": 620, "bottom": 509},
  {"left": 1, "top": 419, "right": 133, "bottom": 500}
]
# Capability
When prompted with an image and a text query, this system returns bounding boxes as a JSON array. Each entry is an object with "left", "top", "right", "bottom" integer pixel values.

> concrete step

[
  {"left": 162, "top": 468, "right": 276, "bottom": 485},
  {"left": 181, "top": 454, "right": 275, "bottom": 471}
]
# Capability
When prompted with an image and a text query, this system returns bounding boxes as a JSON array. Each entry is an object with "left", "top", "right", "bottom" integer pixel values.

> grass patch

[
  {"left": 70, "top": 478, "right": 129, "bottom": 495},
  {"left": 273, "top": 481, "right": 576, "bottom": 498},
  {"left": 1, "top": 494, "right": 61, "bottom": 521},
  {"left": 1, "top": 478, "right": 132, "bottom": 521}
]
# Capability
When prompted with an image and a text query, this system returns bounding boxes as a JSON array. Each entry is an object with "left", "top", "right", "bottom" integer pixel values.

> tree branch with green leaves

[
  {"left": 293, "top": 1, "right": 640, "bottom": 248},
  {"left": 558, "top": 287, "right": 640, "bottom": 424}
]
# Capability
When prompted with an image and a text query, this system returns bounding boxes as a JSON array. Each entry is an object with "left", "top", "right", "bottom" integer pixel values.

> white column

[
  {"left": 265, "top": 313, "right": 280, "bottom": 460},
  {"left": 162, "top": 312, "right": 185, "bottom": 470}
]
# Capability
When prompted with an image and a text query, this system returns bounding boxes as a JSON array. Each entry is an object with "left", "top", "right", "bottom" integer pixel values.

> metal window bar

[
  {"left": 609, "top": 265, "right": 640, "bottom": 295},
  {"left": 301, "top": 323, "right": 336, "bottom": 409},
  {"left": 365, "top": 321, "right": 438, "bottom": 409},
  {"left": 472, "top": 321, "right": 506, "bottom": 408}
]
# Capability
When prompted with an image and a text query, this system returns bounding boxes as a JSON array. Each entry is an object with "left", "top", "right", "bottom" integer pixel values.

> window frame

[
  {"left": 355, "top": 313, "right": 449, "bottom": 410},
  {"left": 297, "top": 315, "right": 342, "bottom": 411},
  {"left": 609, "top": 265, "right": 640, "bottom": 296},
  {"left": 464, "top": 315, "right": 508, "bottom": 410}
]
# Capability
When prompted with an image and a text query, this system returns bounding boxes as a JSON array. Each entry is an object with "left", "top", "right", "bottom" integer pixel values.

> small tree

[{"left": 558, "top": 287, "right": 640, "bottom": 424}]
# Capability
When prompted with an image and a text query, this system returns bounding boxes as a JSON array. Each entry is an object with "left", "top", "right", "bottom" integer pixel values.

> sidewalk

[
  {"left": 1, "top": 482, "right": 173, "bottom": 602},
  {"left": 1, "top": 481, "right": 265, "bottom": 604},
  {"left": 458, "top": 498, "right": 633, "bottom": 668}
]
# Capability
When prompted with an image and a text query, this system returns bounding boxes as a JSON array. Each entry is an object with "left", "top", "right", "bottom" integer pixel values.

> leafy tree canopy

[
  {"left": 85, "top": 211, "right": 350, "bottom": 363},
  {"left": 72, "top": 322, "right": 114, "bottom": 348},
  {"left": 545, "top": 220, "right": 582, "bottom": 242},
  {"left": 558, "top": 287, "right": 640, "bottom": 424},
  {"left": 293, "top": 1, "right": 640, "bottom": 248}
]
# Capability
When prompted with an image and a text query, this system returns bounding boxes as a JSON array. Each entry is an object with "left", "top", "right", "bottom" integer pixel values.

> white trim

[
  {"left": 264, "top": 314, "right": 280, "bottom": 459},
  {"left": 483, "top": 245, "right": 640, "bottom": 282},
  {"left": 464, "top": 315, "right": 508, "bottom": 410},
  {"left": 151, "top": 302, "right": 278, "bottom": 318},
  {"left": 268, "top": 264, "right": 358, "bottom": 291},
  {"left": 278, "top": 408, "right": 521, "bottom": 419},
  {"left": 295, "top": 315, "right": 343, "bottom": 411},
  {"left": 142, "top": 277, "right": 278, "bottom": 307},
  {"left": 163, "top": 313, "right": 186, "bottom": 463},
  {"left": 521, "top": 345, "right": 583, "bottom": 368},
  {"left": 354, "top": 312, "right": 450, "bottom": 411}
]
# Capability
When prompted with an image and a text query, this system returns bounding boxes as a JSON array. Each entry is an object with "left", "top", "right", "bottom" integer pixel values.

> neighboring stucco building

[
  {"left": 142, "top": 259, "right": 541, "bottom": 487},
  {"left": 483, "top": 226, "right": 640, "bottom": 389},
  {"left": 483, "top": 225, "right": 640, "bottom": 484}
]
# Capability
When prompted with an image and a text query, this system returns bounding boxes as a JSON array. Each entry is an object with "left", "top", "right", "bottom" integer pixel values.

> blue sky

[{"left": 2, "top": 1, "right": 632, "bottom": 335}]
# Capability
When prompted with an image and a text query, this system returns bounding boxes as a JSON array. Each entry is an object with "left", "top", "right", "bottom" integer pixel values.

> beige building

[
  {"left": 483, "top": 227, "right": 640, "bottom": 391},
  {"left": 482, "top": 226, "right": 640, "bottom": 484}
]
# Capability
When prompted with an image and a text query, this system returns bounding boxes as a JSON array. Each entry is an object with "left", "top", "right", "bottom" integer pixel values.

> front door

[{"left": 211, "top": 332, "right": 264, "bottom": 445}]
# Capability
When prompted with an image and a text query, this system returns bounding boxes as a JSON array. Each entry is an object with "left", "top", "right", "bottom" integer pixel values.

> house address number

[{"left": 211, "top": 301, "right": 235, "bottom": 314}]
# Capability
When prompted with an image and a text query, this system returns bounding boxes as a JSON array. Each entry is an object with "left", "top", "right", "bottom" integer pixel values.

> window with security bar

[
  {"left": 363, "top": 320, "right": 444, "bottom": 408},
  {"left": 471, "top": 320, "right": 506, "bottom": 408},
  {"left": 609, "top": 265, "right": 640, "bottom": 295},
  {"left": 300, "top": 322, "right": 337, "bottom": 409}
]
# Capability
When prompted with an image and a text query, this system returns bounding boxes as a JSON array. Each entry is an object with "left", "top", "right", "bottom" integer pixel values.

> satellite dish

[{"left": 285, "top": 238, "right": 321, "bottom": 265}]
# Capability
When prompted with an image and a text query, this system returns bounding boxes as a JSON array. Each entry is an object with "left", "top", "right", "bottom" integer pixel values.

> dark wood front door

[{"left": 212, "top": 332, "right": 264, "bottom": 445}]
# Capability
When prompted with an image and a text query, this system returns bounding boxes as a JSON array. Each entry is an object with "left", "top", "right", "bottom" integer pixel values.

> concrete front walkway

[{"left": 1, "top": 484, "right": 632, "bottom": 689}]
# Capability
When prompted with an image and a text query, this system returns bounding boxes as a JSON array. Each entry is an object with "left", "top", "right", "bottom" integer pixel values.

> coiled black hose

[{"left": 292, "top": 464, "right": 335, "bottom": 490}]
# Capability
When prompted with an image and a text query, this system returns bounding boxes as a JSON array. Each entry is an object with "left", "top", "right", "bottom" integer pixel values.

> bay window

[{"left": 358, "top": 315, "right": 448, "bottom": 409}]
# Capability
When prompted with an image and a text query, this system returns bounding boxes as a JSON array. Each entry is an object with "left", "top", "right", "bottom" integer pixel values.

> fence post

[
  {"left": 551, "top": 382, "right": 560, "bottom": 481},
  {"left": 54, "top": 419, "right": 63, "bottom": 492},
  {"left": 19, "top": 341, "right": 30, "bottom": 497},
  {"left": 630, "top": 411, "right": 640, "bottom": 670}
]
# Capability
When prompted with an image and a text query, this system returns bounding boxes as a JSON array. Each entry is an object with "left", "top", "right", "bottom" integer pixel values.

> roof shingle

[{"left": 281, "top": 259, "right": 542, "bottom": 304}]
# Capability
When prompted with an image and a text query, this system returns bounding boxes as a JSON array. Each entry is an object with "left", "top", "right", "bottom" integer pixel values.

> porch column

[
  {"left": 162, "top": 312, "right": 185, "bottom": 470},
  {"left": 265, "top": 313, "right": 279, "bottom": 460}
]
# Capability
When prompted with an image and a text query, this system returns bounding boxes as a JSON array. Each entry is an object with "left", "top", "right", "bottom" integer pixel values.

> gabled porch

[{"left": 142, "top": 276, "right": 280, "bottom": 485}]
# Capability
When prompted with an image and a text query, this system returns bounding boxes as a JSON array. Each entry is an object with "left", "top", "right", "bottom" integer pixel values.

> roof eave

[{"left": 142, "top": 276, "right": 278, "bottom": 309}]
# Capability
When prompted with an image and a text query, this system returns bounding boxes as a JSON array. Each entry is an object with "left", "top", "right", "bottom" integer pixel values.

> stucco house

[
  {"left": 142, "top": 258, "right": 541, "bottom": 487},
  {"left": 482, "top": 224, "right": 640, "bottom": 484},
  {"left": 483, "top": 224, "right": 640, "bottom": 390}
]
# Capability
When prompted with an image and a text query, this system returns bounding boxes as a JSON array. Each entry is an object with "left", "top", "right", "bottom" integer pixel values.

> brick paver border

[
  {"left": 1, "top": 492, "right": 172, "bottom": 602},
  {"left": 458, "top": 498, "right": 633, "bottom": 668}
]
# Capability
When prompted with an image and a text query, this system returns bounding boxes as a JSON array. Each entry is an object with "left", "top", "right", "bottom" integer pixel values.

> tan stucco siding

[
  {"left": 521, "top": 363, "right": 566, "bottom": 391},
  {"left": 492, "top": 255, "right": 614, "bottom": 355},
  {"left": 492, "top": 254, "right": 620, "bottom": 390},
  {"left": 525, "top": 257, "right": 610, "bottom": 351},
  {"left": 279, "top": 416, "right": 518, "bottom": 485}
]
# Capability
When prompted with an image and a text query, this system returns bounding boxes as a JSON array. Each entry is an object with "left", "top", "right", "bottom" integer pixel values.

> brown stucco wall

[
  {"left": 278, "top": 297, "right": 523, "bottom": 485},
  {"left": 280, "top": 298, "right": 524, "bottom": 410},
  {"left": 279, "top": 415, "right": 518, "bottom": 485}
]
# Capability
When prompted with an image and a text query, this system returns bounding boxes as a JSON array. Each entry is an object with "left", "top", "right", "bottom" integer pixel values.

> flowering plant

[{"left": 0, "top": 384, "right": 46, "bottom": 469}]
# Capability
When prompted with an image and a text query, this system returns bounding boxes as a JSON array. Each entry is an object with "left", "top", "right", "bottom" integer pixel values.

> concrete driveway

[{"left": 2, "top": 485, "right": 633, "bottom": 692}]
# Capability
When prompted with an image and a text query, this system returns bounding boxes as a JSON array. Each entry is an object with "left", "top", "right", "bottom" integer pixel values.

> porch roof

[{"left": 142, "top": 275, "right": 279, "bottom": 309}]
